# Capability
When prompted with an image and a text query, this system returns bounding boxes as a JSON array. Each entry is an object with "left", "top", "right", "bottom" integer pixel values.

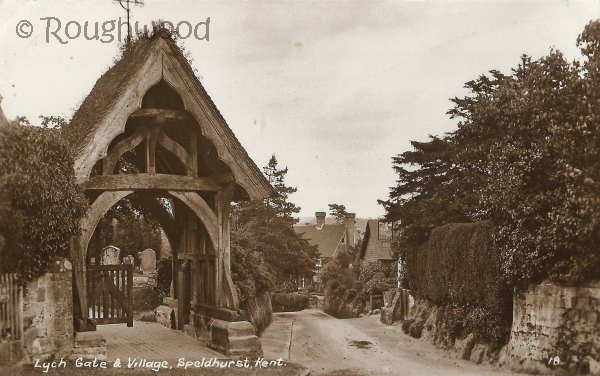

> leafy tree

[
  {"left": 262, "top": 155, "right": 300, "bottom": 225},
  {"left": 383, "top": 20, "right": 600, "bottom": 286},
  {"left": 379, "top": 135, "right": 479, "bottom": 260},
  {"left": 447, "top": 24, "right": 600, "bottom": 284},
  {"left": 328, "top": 204, "right": 348, "bottom": 223},
  {"left": 0, "top": 120, "right": 88, "bottom": 282},
  {"left": 231, "top": 155, "right": 319, "bottom": 295},
  {"left": 92, "top": 205, "right": 162, "bottom": 263}
]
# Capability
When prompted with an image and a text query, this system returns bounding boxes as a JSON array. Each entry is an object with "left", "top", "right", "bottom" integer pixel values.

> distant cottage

[
  {"left": 294, "top": 211, "right": 358, "bottom": 281},
  {"left": 358, "top": 220, "right": 395, "bottom": 267}
]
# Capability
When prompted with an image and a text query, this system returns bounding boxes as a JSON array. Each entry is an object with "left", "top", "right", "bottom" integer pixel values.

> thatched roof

[{"left": 64, "top": 28, "right": 275, "bottom": 201}]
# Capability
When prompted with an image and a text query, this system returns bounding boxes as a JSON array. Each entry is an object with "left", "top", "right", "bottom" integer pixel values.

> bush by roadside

[
  {"left": 242, "top": 287, "right": 273, "bottom": 336},
  {"left": 271, "top": 293, "right": 309, "bottom": 312}
]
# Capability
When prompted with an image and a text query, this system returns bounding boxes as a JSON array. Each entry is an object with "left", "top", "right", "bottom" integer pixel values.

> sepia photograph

[{"left": 1, "top": 0, "right": 600, "bottom": 375}]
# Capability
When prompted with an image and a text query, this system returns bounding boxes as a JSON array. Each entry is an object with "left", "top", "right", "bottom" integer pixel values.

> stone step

[
  {"left": 228, "top": 335, "right": 261, "bottom": 350},
  {"left": 224, "top": 321, "right": 257, "bottom": 337}
]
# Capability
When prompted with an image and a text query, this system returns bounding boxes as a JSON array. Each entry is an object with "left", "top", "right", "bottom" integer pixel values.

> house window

[
  {"left": 340, "top": 235, "right": 345, "bottom": 244},
  {"left": 378, "top": 221, "right": 393, "bottom": 240}
]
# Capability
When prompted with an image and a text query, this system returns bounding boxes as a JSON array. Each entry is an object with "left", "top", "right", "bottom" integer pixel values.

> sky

[{"left": 0, "top": 0, "right": 599, "bottom": 219}]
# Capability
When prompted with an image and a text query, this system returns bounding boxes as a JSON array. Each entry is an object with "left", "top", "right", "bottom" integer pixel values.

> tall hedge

[
  {"left": 404, "top": 221, "right": 512, "bottom": 341},
  {"left": 0, "top": 121, "right": 87, "bottom": 282}
]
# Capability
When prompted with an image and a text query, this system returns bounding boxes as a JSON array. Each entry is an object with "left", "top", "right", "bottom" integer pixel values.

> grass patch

[{"left": 132, "top": 287, "right": 162, "bottom": 313}]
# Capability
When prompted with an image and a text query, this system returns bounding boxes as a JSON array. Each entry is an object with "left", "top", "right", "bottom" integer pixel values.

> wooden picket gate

[
  {"left": 0, "top": 273, "right": 23, "bottom": 364},
  {"left": 87, "top": 264, "right": 133, "bottom": 327}
]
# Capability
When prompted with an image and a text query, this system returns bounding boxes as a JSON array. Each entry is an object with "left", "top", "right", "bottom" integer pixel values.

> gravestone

[
  {"left": 123, "top": 255, "right": 134, "bottom": 265},
  {"left": 141, "top": 249, "right": 156, "bottom": 276},
  {"left": 100, "top": 246, "right": 120, "bottom": 265}
]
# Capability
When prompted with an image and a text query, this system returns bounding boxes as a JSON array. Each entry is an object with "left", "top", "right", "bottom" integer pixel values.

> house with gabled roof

[
  {"left": 359, "top": 220, "right": 395, "bottom": 267},
  {"left": 294, "top": 211, "right": 358, "bottom": 281}
]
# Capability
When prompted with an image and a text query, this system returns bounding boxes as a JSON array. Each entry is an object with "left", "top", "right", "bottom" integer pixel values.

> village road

[{"left": 266, "top": 309, "right": 528, "bottom": 376}]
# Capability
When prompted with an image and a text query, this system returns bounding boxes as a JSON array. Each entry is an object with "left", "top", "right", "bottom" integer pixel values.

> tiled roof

[
  {"left": 359, "top": 220, "right": 394, "bottom": 261},
  {"left": 294, "top": 224, "right": 345, "bottom": 258}
]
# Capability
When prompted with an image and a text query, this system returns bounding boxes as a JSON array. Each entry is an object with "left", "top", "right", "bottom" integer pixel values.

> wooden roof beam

[
  {"left": 129, "top": 108, "right": 192, "bottom": 121},
  {"left": 83, "top": 173, "right": 233, "bottom": 191}
]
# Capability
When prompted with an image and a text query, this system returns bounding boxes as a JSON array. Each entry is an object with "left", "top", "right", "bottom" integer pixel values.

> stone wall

[
  {"left": 402, "top": 298, "right": 500, "bottom": 365},
  {"left": 22, "top": 258, "right": 74, "bottom": 362},
  {"left": 504, "top": 281, "right": 600, "bottom": 374}
]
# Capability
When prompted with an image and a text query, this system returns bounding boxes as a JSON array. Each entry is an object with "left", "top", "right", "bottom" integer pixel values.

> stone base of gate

[
  {"left": 71, "top": 332, "right": 107, "bottom": 361},
  {"left": 184, "top": 305, "right": 262, "bottom": 359}
]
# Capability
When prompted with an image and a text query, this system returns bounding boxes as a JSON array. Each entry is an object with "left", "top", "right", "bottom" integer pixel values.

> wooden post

[
  {"left": 127, "top": 265, "right": 133, "bottom": 327},
  {"left": 216, "top": 182, "right": 237, "bottom": 310},
  {"left": 177, "top": 260, "right": 190, "bottom": 329},
  {"left": 189, "top": 128, "right": 197, "bottom": 177}
]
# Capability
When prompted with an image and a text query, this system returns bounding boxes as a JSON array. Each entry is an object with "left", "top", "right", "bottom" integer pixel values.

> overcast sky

[{"left": 1, "top": 0, "right": 599, "bottom": 219}]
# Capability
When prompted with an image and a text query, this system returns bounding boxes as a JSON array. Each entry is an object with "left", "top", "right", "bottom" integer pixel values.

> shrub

[
  {"left": 156, "top": 256, "right": 172, "bottom": 297},
  {"left": 306, "top": 282, "right": 322, "bottom": 294},
  {"left": 242, "top": 288, "right": 272, "bottom": 336},
  {"left": 132, "top": 287, "right": 162, "bottom": 312},
  {"left": 359, "top": 261, "right": 397, "bottom": 294},
  {"left": 321, "top": 244, "right": 368, "bottom": 318},
  {"left": 0, "top": 121, "right": 87, "bottom": 283},
  {"left": 271, "top": 293, "right": 309, "bottom": 312},
  {"left": 410, "top": 319, "right": 425, "bottom": 339},
  {"left": 326, "top": 279, "right": 340, "bottom": 293}
]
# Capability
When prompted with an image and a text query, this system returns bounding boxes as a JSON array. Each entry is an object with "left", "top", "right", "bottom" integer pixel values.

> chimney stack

[
  {"left": 345, "top": 213, "right": 356, "bottom": 247},
  {"left": 316, "top": 212, "right": 326, "bottom": 229}
]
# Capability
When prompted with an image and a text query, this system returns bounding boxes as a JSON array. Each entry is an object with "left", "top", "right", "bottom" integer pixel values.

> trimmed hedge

[
  {"left": 404, "top": 221, "right": 512, "bottom": 342},
  {"left": 271, "top": 293, "right": 309, "bottom": 312}
]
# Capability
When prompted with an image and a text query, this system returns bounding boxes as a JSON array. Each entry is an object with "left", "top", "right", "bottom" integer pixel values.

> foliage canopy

[
  {"left": 0, "top": 120, "right": 87, "bottom": 282},
  {"left": 231, "top": 155, "right": 319, "bottom": 301},
  {"left": 382, "top": 20, "right": 600, "bottom": 285}
]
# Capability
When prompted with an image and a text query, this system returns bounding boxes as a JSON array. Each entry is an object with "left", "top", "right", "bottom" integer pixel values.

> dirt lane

[{"left": 272, "top": 309, "right": 526, "bottom": 376}]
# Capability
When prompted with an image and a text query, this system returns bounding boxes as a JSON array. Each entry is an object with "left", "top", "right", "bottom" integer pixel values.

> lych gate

[{"left": 65, "top": 30, "right": 274, "bottom": 357}]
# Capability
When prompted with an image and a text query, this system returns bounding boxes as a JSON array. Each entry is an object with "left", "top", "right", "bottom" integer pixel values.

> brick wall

[
  {"left": 22, "top": 258, "right": 74, "bottom": 361},
  {"left": 506, "top": 281, "right": 600, "bottom": 374}
]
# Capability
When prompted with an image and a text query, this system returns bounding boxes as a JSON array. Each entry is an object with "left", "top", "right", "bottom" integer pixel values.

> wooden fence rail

[
  {"left": 0, "top": 273, "right": 22, "bottom": 341},
  {"left": 0, "top": 273, "right": 23, "bottom": 364}
]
